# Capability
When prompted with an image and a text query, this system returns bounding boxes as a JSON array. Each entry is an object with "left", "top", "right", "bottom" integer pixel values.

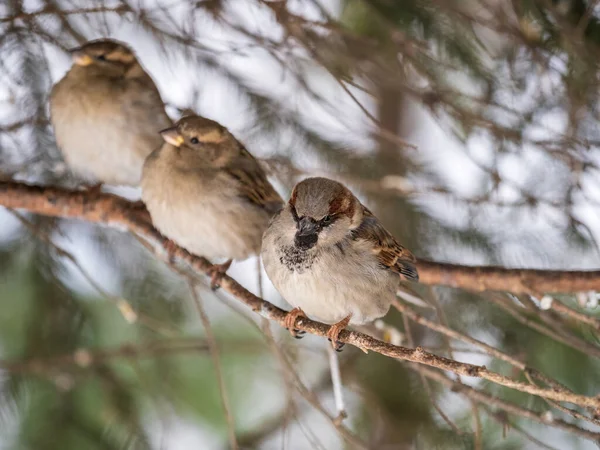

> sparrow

[
  {"left": 50, "top": 39, "right": 171, "bottom": 187},
  {"left": 261, "top": 177, "right": 419, "bottom": 350},
  {"left": 141, "top": 114, "right": 283, "bottom": 286}
]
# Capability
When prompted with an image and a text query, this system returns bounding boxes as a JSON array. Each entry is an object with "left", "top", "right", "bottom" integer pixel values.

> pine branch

[
  {"left": 1, "top": 181, "right": 600, "bottom": 424},
  {"left": 1, "top": 181, "right": 599, "bottom": 295}
]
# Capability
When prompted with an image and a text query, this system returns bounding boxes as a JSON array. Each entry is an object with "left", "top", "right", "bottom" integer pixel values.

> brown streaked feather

[
  {"left": 328, "top": 188, "right": 355, "bottom": 219},
  {"left": 352, "top": 206, "right": 419, "bottom": 281},
  {"left": 226, "top": 145, "right": 283, "bottom": 215}
]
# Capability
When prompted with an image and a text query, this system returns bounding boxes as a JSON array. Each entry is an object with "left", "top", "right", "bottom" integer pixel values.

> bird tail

[{"left": 398, "top": 260, "right": 419, "bottom": 281}]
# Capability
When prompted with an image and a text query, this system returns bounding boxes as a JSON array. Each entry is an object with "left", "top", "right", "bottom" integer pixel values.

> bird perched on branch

[
  {"left": 141, "top": 114, "right": 283, "bottom": 287},
  {"left": 262, "top": 177, "right": 419, "bottom": 350},
  {"left": 50, "top": 39, "right": 171, "bottom": 187}
]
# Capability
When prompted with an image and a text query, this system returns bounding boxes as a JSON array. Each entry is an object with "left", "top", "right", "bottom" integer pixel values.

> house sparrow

[
  {"left": 261, "top": 177, "right": 419, "bottom": 350},
  {"left": 141, "top": 114, "right": 283, "bottom": 286},
  {"left": 50, "top": 39, "right": 171, "bottom": 187}
]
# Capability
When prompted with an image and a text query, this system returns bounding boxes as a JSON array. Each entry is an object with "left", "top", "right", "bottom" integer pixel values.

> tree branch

[
  {"left": 1, "top": 181, "right": 600, "bottom": 416},
  {"left": 1, "top": 181, "right": 598, "bottom": 294},
  {"left": 416, "top": 259, "right": 600, "bottom": 295},
  {"left": 0, "top": 338, "right": 210, "bottom": 374}
]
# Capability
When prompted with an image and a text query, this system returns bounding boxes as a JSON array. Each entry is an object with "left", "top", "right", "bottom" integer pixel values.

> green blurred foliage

[{"left": 1, "top": 0, "right": 600, "bottom": 448}]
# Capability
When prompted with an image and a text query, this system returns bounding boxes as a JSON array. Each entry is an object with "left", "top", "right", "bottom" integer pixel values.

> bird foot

[
  {"left": 163, "top": 239, "right": 179, "bottom": 262},
  {"left": 209, "top": 260, "right": 232, "bottom": 290},
  {"left": 284, "top": 307, "right": 307, "bottom": 339},
  {"left": 327, "top": 315, "right": 352, "bottom": 351},
  {"left": 333, "top": 410, "right": 348, "bottom": 426}
]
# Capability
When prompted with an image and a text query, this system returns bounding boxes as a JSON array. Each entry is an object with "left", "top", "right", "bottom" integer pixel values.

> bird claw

[
  {"left": 327, "top": 338, "right": 345, "bottom": 352},
  {"left": 291, "top": 329, "right": 306, "bottom": 339},
  {"left": 209, "top": 272, "right": 223, "bottom": 291},
  {"left": 326, "top": 315, "right": 352, "bottom": 352},
  {"left": 209, "top": 260, "right": 232, "bottom": 290},
  {"left": 284, "top": 307, "right": 307, "bottom": 338},
  {"left": 333, "top": 410, "right": 348, "bottom": 426},
  {"left": 163, "top": 239, "right": 179, "bottom": 263}
]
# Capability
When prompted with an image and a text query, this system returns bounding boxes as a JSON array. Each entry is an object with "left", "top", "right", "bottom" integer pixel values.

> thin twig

[
  {"left": 407, "top": 364, "right": 600, "bottom": 442},
  {"left": 188, "top": 282, "right": 239, "bottom": 450},
  {"left": 327, "top": 344, "right": 347, "bottom": 422},
  {"left": 402, "top": 313, "right": 463, "bottom": 434},
  {"left": 1, "top": 184, "right": 600, "bottom": 418},
  {"left": 2, "top": 182, "right": 599, "bottom": 294},
  {"left": 0, "top": 338, "right": 210, "bottom": 374},
  {"left": 488, "top": 293, "right": 600, "bottom": 359}
]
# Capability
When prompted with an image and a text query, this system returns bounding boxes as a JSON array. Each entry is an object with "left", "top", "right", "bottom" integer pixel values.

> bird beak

[
  {"left": 295, "top": 217, "right": 319, "bottom": 249},
  {"left": 297, "top": 217, "right": 319, "bottom": 236},
  {"left": 69, "top": 48, "right": 94, "bottom": 66},
  {"left": 160, "top": 127, "right": 185, "bottom": 147}
]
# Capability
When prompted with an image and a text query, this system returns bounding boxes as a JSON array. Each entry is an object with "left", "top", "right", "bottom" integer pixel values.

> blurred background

[{"left": 1, "top": 0, "right": 600, "bottom": 448}]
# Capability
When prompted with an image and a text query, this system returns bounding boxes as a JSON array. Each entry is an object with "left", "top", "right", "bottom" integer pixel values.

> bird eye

[
  {"left": 96, "top": 54, "right": 106, "bottom": 61},
  {"left": 322, "top": 215, "right": 332, "bottom": 225},
  {"left": 190, "top": 137, "right": 199, "bottom": 144}
]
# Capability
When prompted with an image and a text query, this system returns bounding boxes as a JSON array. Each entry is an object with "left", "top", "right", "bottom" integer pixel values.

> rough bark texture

[
  {"left": 1, "top": 180, "right": 600, "bottom": 415},
  {"left": 2, "top": 181, "right": 599, "bottom": 294}
]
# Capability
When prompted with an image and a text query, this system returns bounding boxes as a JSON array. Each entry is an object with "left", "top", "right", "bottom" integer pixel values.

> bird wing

[
  {"left": 225, "top": 145, "right": 283, "bottom": 215},
  {"left": 352, "top": 206, "right": 419, "bottom": 281}
]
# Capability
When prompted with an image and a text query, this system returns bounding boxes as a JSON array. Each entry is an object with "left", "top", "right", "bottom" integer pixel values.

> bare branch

[
  {"left": 0, "top": 338, "right": 210, "bottom": 374},
  {"left": 1, "top": 181, "right": 599, "bottom": 295},
  {"left": 188, "top": 282, "right": 239, "bottom": 450},
  {"left": 1, "top": 182, "right": 599, "bottom": 421}
]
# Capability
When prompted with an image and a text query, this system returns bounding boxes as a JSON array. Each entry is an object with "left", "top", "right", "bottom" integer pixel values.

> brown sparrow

[
  {"left": 50, "top": 39, "right": 171, "bottom": 187},
  {"left": 261, "top": 177, "right": 419, "bottom": 349},
  {"left": 141, "top": 114, "right": 283, "bottom": 286}
]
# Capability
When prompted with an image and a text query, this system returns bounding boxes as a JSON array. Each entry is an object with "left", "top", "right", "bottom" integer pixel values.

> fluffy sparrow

[
  {"left": 261, "top": 177, "right": 419, "bottom": 349},
  {"left": 50, "top": 39, "right": 171, "bottom": 187},
  {"left": 141, "top": 114, "right": 283, "bottom": 285}
]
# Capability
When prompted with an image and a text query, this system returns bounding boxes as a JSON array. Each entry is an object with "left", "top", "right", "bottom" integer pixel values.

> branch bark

[
  {"left": 2, "top": 181, "right": 599, "bottom": 294},
  {"left": 2, "top": 181, "right": 600, "bottom": 415},
  {"left": 416, "top": 259, "right": 600, "bottom": 294}
]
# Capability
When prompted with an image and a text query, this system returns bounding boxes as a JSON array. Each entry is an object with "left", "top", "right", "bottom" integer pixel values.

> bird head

[
  {"left": 159, "top": 115, "right": 234, "bottom": 164},
  {"left": 288, "top": 177, "right": 363, "bottom": 250},
  {"left": 69, "top": 39, "right": 140, "bottom": 77}
]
